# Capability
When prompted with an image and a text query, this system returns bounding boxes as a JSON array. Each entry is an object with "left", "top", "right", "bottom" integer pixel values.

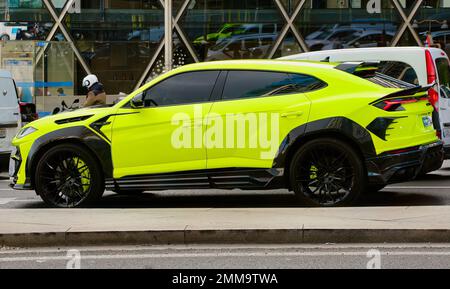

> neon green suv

[{"left": 10, "top": 60, "right": 444, "bottom": 208}]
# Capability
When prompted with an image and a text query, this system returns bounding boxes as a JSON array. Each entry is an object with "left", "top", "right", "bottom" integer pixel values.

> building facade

[{"left": 1, "top": 0, "right": 450, "bottom": 108}]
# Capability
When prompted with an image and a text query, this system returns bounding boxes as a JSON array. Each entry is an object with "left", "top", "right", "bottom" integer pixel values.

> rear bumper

[{"left": 366, "top": 141, "right": 444, "bottom": 185}]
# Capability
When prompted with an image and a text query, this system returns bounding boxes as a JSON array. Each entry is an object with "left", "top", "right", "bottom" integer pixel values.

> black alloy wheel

[
  {"left": 290, "top": 138, "right": 365, "bottom": 207},
  {"left": 35, "top": 144, "right": 104, "bottom": 208}
]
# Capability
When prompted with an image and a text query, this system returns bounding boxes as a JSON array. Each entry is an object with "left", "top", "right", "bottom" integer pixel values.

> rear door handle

[{"left": 281, "top": 111, "right": 303, "bottom": 118}]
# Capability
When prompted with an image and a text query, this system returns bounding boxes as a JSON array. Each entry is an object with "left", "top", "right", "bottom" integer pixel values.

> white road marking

[
  {"left": 2, "top": 244, "right": 450, "bottom": 255},
  {"left": 1, "top": 251, "right": 450, "bottom": 262}
]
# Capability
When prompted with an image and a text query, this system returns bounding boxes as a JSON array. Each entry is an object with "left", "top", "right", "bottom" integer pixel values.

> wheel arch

[
  {"left": 272, "top": 117, "right": 376, "bottom": 188},
  {"left": 26, "top": 126, "right": 113, "bottom": 189}
]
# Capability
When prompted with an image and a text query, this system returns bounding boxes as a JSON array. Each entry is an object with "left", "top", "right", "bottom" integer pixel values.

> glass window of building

[{"left": 295, "top": 0, "right": 404, "bottom": 53}]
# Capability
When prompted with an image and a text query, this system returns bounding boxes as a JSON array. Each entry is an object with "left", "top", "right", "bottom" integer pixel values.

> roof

[
  {"left": 280, "top": 46, "right": 445, "bottom": 60},
  {"left": 175, "top": 59, "right": 337, "bottom": 72}
]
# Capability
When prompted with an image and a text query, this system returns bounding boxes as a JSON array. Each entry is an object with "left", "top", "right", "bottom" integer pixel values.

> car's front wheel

[
  {"left": 35, "top": 144, "right": 104, "bottom": 208},
  {"left": 289, "top": 138, "right": 365, "bottom": 207}
]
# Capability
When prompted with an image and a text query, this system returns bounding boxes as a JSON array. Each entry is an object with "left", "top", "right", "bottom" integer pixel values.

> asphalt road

[
  {"left": 2, "top": 165, "right": 450, "bottom": 269},
  {"left": 2, "top": 161, "right": 450, "bottom": 208},
  {"left": 0, "top": 244, "right": 449, "bottom": 269}
]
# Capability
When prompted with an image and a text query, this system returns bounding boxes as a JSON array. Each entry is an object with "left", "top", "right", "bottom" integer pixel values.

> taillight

[
  {"left": 374, "top": 97, "right": 424, "bottom": 111},
  {"left": 425, "top": 49, "right": 439, "bottom": 110}
]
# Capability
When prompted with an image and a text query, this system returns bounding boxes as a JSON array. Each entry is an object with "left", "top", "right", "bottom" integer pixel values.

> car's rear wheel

[
  {"left": 35, "top": 144, "right": 104, "bottom": 208},
  {"left": 289, "top": 138, "right": 365, "bottom": 207}
]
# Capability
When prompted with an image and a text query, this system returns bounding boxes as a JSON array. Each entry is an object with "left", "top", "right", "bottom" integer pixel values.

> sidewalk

[{"left": 1, "top": 206, "right": 450, "bottom": 247}]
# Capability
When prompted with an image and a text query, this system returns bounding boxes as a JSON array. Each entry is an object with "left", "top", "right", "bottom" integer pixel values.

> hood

[{"left": 25, "top": 106, "right": 113, "bottom": 130}]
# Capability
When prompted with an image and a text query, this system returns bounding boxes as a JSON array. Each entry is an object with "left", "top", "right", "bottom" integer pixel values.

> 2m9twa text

[{"left": 172, "top": 273, "right": 279, "bottom": 287}]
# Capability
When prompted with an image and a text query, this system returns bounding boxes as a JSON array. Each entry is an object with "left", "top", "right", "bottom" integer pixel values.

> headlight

[{"left": 16, "top": 127, "right": 37, "bottom": 139}]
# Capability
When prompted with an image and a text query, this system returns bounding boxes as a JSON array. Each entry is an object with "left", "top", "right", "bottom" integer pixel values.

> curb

[{"left": 1, "top": 228, "right": 450, "bottom": 247}]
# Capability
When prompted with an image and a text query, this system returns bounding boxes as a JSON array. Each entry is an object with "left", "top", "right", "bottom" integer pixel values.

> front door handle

[{"left": 281, "top": 111, "right": 303, "bottom": 118}]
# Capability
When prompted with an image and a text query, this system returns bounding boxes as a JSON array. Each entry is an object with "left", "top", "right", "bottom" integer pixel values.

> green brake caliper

[{"left": 73, "top": 157, "right": 90, "bottom": 193}]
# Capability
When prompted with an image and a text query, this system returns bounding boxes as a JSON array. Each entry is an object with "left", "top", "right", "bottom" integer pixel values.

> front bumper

[
  {"left": 9, "top": 147, "right": 32, "bottom": 190},
  {"left": 366, "top": 141, "right": 444, "bottom": 185}
]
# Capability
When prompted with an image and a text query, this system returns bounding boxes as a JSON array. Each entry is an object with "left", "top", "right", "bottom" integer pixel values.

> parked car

[
  {"left": 0, "top": 22, "right": 27, "bottom": 41},
  {"left": 0, "top": 70, "right": 21, "bottom": 172},
  {"left": 194, "top": 23, "right": 279, "bottom": 46},
  {"left": 206, "top": 33, "right": 296, "bottom": 61},
  {"left": 11, "top": 60, "right": 443, "bottom": 208},
  {"left": 321, "top": 30, "right": 395, "bottom": 50},
  {"left": 305, "top": 27, "right": 364, "bottom": 51},
  {"left": 281, "top": 46, "right": 450, "bottom": 159}
]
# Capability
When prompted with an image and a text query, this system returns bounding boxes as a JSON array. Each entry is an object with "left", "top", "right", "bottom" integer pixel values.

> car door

[
  {"left": 206, "top": 70, "right": 317, "bottom": 169},
  {"left": 435, "top": 57, "right": 450, "bottom": 143},
  {"left": 110, "top": 70, "right": 220, "bottom": 179}
]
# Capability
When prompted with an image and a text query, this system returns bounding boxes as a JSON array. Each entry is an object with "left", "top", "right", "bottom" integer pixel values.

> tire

[
  {"left": 289, "top": 138, "right": 366, "bottom": 207},
  {"left": 0, "top": 35, "right": 9, "bottom": 41},
  {"left": 35, "top": 143, "right": 104, "bottom": 208},
  {"left": 114, "top": 190, "right": 145, "bottom": 196}
]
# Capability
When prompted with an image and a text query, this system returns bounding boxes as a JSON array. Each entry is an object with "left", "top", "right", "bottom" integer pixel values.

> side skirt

[{"left": 106, "top": 168, "right": 286, "bottom": 191}]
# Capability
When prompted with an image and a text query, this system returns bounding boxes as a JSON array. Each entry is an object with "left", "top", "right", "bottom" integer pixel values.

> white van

[
  {"left": 281, "top": 47, "right": 450, "bottom": 158},
  {"left": 0, "top": 70, "right": 20, "bottom": 172}
]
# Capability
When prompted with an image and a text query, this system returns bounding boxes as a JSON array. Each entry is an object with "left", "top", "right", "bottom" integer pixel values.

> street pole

[{"left": 164, "top": 0, "right": 173, "bottom": 72}]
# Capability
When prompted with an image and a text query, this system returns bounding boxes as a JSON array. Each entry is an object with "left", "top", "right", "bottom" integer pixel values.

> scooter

[{"left": 52, "top": 99, "right": 80, "bottom": 115}]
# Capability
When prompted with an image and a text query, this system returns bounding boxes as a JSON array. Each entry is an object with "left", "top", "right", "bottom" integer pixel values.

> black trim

[
  {"left": 55, "top": 115, "right": 93, "bottom": 125},
  {"left": 24, "top": 126, "right": 113, "bottom": 190},
  {"left": 366, "top": 141, "right": 444, "bottom": 185},
  {"left": 369, "top": 84, "right": 432, "bottom": 105},
  {"left": 272, "top": 117, "right": 377, "bottom": 169},
  {"left": 109, "top": 168, "right": 285, "bottom": 191},
  {"left": 209, "top": 71, "right": 227, "bottom": 101},
  {"left": 0, "top": 123, "right": 18, "bottom": 129},
  {"left": 366, "top": 117, "right": 402, "bottom": 141}
]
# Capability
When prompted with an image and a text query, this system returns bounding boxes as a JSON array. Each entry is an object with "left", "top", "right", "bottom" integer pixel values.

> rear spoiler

[{"left": 369, "top": 83, "right": 434, "bottom": 105}]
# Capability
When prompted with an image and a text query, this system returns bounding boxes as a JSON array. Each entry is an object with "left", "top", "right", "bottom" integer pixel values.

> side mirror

[{"left": 130, "top": 93, "right": 144, "bottom": 109}]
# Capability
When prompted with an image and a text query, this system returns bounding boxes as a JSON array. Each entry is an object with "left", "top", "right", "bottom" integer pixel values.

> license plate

[
  {"left": 422, "top": 115, "right": 433, "bottom": 128},
  {"left": 0, "top": 128, "right": 6, "bottom": 138}
]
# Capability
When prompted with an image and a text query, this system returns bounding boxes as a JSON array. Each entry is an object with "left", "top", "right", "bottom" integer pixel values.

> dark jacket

[{"left": 84, "top": 82, "right": 106, "bottom": 107}]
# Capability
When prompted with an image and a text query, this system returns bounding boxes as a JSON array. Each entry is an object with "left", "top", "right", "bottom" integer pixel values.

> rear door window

[
  {"left": 222, "top": 71, "right": 326, "bottom": 101},
  {"left": 436, "top": 57, "right": 450, "bottom": 88}
]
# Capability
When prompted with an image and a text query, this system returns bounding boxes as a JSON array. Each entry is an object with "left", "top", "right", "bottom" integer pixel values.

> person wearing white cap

[{"left": 82, "top": 74, "right": 106, "bottom": 107}]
